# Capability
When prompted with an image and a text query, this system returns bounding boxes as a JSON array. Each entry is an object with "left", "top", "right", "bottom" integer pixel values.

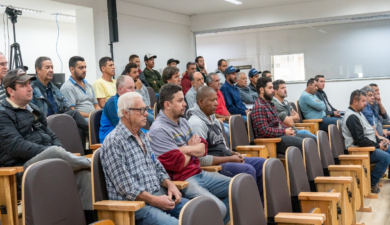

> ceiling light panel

[{"left": 224, "top": 0, "right": 243, "bottom": 5}]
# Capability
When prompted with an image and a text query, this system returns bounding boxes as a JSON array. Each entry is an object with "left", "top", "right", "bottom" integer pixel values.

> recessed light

[
  {"left": 0, "top": 5, "right": 44, "bottom": 13},
  {"left": 224, "top": 0, "right": 243, "bottom": 5}
]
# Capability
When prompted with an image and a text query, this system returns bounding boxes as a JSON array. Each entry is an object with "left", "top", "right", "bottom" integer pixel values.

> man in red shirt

[{"left": 180, "top": 62, "right": 196, "bottom": 95}]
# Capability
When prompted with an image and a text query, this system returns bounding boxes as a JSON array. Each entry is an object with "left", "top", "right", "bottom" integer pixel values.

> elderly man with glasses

[{"left": 0, "top": 52, "right": 8, "bottom": 101}]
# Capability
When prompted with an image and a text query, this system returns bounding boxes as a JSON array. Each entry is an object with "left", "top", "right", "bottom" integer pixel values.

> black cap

[
  {"left": 167, "top": 58, "right": 180, "bottom": 65},
  {"left": 3, "top": 69, "right": 36, "bottom": 90}
]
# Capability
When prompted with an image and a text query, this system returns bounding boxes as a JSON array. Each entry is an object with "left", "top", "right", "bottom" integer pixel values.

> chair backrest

[
  {"left": 328, "top": 124, "right": 345, "bottom": 164},
  {"left": 247, "top": 111, "right": 255, "bottom": 144},
  {"left": 286, "top": 147, "right": 311, "bottom": 212},
  {"left": 336, "top": 120, "right": 346, "bottom": 152},
  {"left": 229, "top": 115, "right": 250, "bottom": 150},
  {"left": 289, "top": 102, "right": 302, "bottom": 123},
  {"left": 229, "top": 174, "right": 266, "bottom": 225},
  {"left": 317, "top": 130, "right": 335, "bottom": 175},
  {"left": 154, "top": 102, "right": 158, "bottom": 120},
  {"left": 263, "top": 158, "right": 293, "bottom": 221},
  {"left": 302, "top": 138, "right": 324, "bottom": 192},
  {"left": 147, "top": 87, "right": 157, "bottom": 109},
  {"left": 220, "top": 121, "right": 229, "bottom": 149},
  {"left": 179, "top": 197, "right": 224, "bottom": 225},
  {"left": 92, "top": 149, "right": 109, "bottom": 203},
  {"left": 47, "top": 114, "right": 84, "bottom": 155},
  {"left": 23, "top": 159, "right": 86, "bottom": 225},
  {"left": 89, "top": 109, "right": 103, "bottom": 145}
]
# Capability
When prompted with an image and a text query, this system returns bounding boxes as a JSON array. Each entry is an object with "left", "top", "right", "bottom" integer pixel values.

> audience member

[
  {"left": 248, "top": 68, "right": 261, "bottom": 93},
  {"left": 299, "top": 78, "right": 339, "bottom": 132},
  {"left": 272, "top": 79, "right": 316, "bottom": 138},
  {"left": 0, "top": 52, "right": 7, "bottom": 101},
  {"left": 0, "top": 69, "right": 92, "bottom": 215},
  {"left": 121, "top": 54, "right": 149, "bottom": 87},
  {"left": 180, "top": 62, "right": 196, "bottom": 95},
  {"left": 93, "top": 57, "right": 116, "bottom": 108},
  {"left": 100, "top": 92, "right": 189, "bottom": 224},
  {"left": 252, "top": 77, "right": 316, "bottom": 155},
  {"left": 162, "top": 66, "right": 181, "bottom": 85},
  {"left": 148, "top": 84, "right": 231, "bottom": 224},
  {"left": 261, "top": 70, "right": 272, "bottom": 79},
  {"left": 125, "top": 63, "right": 154, "bottom": 124},
  {"left": 187, "top": 86, "right": 266, "bottom": 203},
  {"left": 342, "top": 90, "right": 390, "bottom": 193},
  {"left": 167, "top": 58, "right": 180, "bottom": 67},
  {"left": 236, "top": 72, "right": 258, "bottom": 104},
  {"left": 369, "top": 83, "right": 390, "bottom": 125},
  {"left": 220, "top": 66, "right": 248, "bottom": 119},
  {"left": 215, "top": 59, "right": 227, "bottom": 86},
  {"left": 61, "top": 56, "right": 100, "bottom": 119},
  {"left": 314, "top": 75, "right": 340, "bottom": 117},
  {"left": 195, "top": 56, "right": 207, "bottom": 82},
  {"left": 185, "top": 72, "right": 204, "bottom": 108},
  {"left": 144, "top": 53, "right": 164, "bottom": 94}
]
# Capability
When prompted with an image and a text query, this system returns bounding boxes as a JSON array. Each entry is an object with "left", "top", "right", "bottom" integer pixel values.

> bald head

[
  {"left": 196, "top": 86, "right": 218, "bottom": 116},
  {"left": 196, "top": 86, "right": 216, "bottom": 103},
  {"left": 117, "top": 75, "right": 135, "bottom": 96}
]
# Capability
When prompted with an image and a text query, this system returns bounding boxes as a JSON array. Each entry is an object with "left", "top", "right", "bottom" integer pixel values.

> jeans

[
  {"left": 370, "top": 148, "right": 390, "bottom": 186},
  {"left": 223, "top": 123, "right": 230, "bottom": 148},
  {"left": 182, "top": 171, "right": 231, "bottom": 224},
  {"left": 135, "top": 187, "right": 190, "bottom": 225},
  {"left": 147, "top": 108, "right": 154, "bottom": 125},
  {"left": 242, "top": 115, "right": 247, "bottom": 122},
  {"left": 24, "top": 146, "right": 92, "bottom": 209},
  {"left": 296, "top": 129, "right": 317, "bottom": 139},
  {"left": 320, "top": 116, "right": 340, "bottom": 132},
  {"left": 219, "top": 157, "right": 265, "bottom": 204},
  {"left": 277, "top": 133, "right": 317, "bottom": 155}
]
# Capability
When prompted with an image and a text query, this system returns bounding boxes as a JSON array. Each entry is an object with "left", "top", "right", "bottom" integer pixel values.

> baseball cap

[
  {"left": 248, "top": 68, "right": 262, "bottom": 77},
  {"left": 3, "top": 69, "right": 36, "bottom": 90},
  {"left": 224, "top": 66, "right": 240, "bottom": 75},
  {"left": 144, "top": 53, "right": 157, "bottom": 61},
  {"left": 167, "top": 58, "right": 180, "bottom": 65}
]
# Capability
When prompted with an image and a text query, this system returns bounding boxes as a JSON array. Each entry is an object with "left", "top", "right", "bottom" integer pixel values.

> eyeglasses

[
  {"left": 128, "top": 107, "right": 147, "bottom": 114},
  {"left": 0, "top": 62, "right": 8, "bottom": 67}
]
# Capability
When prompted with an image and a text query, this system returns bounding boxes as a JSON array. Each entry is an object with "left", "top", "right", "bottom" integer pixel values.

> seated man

[
  {"left": 272, "top": 79, "right": 316, "bottom": 138},
  {"left": 220, "top": 66, "right": 248, "bottom": 120},
  {"left": 121, "top": 54, "right": 149, "bottom": 87},
  {"left": 252, "top": 77, "right": 316, "bottom": 155},
  {"left": 342, "top": 89, "right": 390, "bottom": 193},
  {"left": 215, "top": 59, "right": 227, "bottom": 87},
  {"left": 0, "top": 69, "right": 92, "bottom": 219},
  {"left": 180, "top": 62, "right": 197, "bottom": 95},
  {"left": 261, "top": 70, "right": 272, "bottom": 79},
  {"left": 299, "top": 78, "right": 339, "bottom": 132},
  {"left": 185, "top": 71, "right": 204, "bottom": 109},
  {"left": 100, "top": 92, "right": 189, "bottom": 225},
  {"left": 195, "top": 56, "right": 207, "bottom": 82},
  {"left": 162, "top": 66, "right": 181, "bottom": 85},
  {"left": 99, "top": 75, "right": 136, "bottom": 143},
  {"left": 167, "top": 58, "right": 180, "bottom": 67},
  {"left": 144, "top": 53, "right": 164, "bottom": 95},
  {"left": 236, "top": 72, "right": 258, "bottom": 104},
  {"left": 149, "top": 84, "right": 231, "bottom": 224},
  {"left": 369, "top": 83, "right": 390, "bottom": 126},
  {"left": 187, "top": 86, "right": 266, "bottom": 203},
  {"left": 93, "top": 57, "right": 117, "bottom": 108},
  {"left": 0, "top": 52, "right": 8, "bottom": 101},
  {"left": 61, "top": 56, "right": 100, "bottom": 119},
  {"left": 125, "top": 63, "right": 154, "bottom": 124},
  {"left": 314, "top": 75, "right": 340, "bottom": 118},
  {"left": 248, "top": 68, "right": 261, "bottom": 93}
]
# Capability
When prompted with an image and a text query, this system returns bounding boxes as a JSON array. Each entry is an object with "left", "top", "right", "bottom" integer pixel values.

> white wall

[{"left": 0, "top": 15, "right": 78, "bottom": 78}]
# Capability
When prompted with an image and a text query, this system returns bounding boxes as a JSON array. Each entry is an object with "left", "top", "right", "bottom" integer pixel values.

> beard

[
  {"left": 264, "top": 92, "right": 273, "bottom": 101},
  {"left": 228, "top": 77, "right": 236, "bottom": 84}
]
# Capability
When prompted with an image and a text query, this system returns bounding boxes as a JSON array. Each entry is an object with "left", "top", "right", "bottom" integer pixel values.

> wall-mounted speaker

[{"left": 107, "top": 0, "right": 119, "bottom": 43}]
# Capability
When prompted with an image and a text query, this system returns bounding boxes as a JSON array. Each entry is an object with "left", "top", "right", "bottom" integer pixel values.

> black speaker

[{"left": 107, "top": 0, "right": 119, "bottom": 43}]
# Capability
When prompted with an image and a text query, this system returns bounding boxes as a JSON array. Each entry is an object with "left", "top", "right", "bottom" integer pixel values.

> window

[{"left": 272, "top": 53, "right": 305, "bottom": 81}]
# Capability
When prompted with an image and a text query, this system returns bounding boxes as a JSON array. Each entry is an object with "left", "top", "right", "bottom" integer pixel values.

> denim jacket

[{"left": 31, "top": 79, "right": 70, "bottom": 117}]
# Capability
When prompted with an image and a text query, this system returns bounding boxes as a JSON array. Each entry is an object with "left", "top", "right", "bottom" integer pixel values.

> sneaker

[{"left": 371, "top": 184, "right": 380, "bottom": 194}]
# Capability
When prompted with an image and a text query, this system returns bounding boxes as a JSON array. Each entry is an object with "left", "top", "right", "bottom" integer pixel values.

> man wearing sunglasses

[{"left": 0, "top": 52, "right": 8, "bottom": 101}]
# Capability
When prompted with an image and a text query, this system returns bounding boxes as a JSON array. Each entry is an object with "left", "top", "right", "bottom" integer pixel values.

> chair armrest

[
  {"left": 73, "top": 153, "right": 81, "bottom": 156},
  {"left": 302, "top": 119, "right": 323, "bottom": 123},
  {"left": 235, "top": 145, "right": 267, "bottom": 151},
  {"left": 383, "top": 125, "right": 390, "bottom": 128},
  {"left": 295, "top": 123, "right": 315, "bottom": 127},
  {"left": 347, "top": 146, "right": 375, "bottom": 152},
  {"left": 201, "top": 165, "right": 222, "bottom": 172},
  {"left": 338, "top": 155, "right": 369, "bottom": 160},
  {"left": 241, "top": 154, "right": 251, "bottom": 157},
  {"left": 93, "top": 200, "right": 145, "bottom": 212},
  {"left": 253, "top": 138, "right": 281, "bottom": 144},
  {"left": 172, "top": 181, "right": 188, "bottom": 190},
  {"left": 90, "top": 144, "right": 102, "bottom": 150},
  {"left": 314, "top": 176, "right": 352, "bottom": 184},
  {"left": 0, "top": 167, "right": 24, "bottom": 176},
  {"left": 275, "top": 213, "right": 326, "bottom": 225},
  {"left": 328, "top": 165, "right": 361, "bottom": 171},
  {"left": 84, "top": 154, "right": 93, "bottom": 158},
  {"left": 298, "top": 192, "right": 341, "bottom": 202},
  {"left": 90, "top": 220, "right": 114, "bottom": 225}
]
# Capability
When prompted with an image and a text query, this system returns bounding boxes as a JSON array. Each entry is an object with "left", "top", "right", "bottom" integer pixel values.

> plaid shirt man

[
  {"left": 251, "top": 97, "right": 288, "bottom": 138},
  {"left": 100, "top": 121, "right": 169, "bottom": 201}
]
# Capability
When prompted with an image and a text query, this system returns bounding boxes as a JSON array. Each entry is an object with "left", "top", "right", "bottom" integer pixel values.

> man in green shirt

[{"left": 143, "top": 53, "right": 164, "bottom": 94}]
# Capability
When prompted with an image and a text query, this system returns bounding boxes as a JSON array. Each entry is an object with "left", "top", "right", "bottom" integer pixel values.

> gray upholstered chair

[
  {"left": 22, "top": 159, "right": 114, "bottom": 225},
  {"left": 146, "top": 87, "right": 157, "bottom": 109},
  {"left": 89, "top": 109, "right": 103, "bottom": 150},
  {"left": 178, "top": 196, "right": 224, "bottom": 225},
  {"left": 288, "top": 102, "right": 316, "bottom": 134}
]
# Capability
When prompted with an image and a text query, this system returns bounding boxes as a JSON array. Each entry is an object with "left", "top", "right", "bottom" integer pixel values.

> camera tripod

[{"left": 6, "top": 7, "right": 24, "bottom": 70}]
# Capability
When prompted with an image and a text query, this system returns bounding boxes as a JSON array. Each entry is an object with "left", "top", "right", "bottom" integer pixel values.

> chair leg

[{"left": 0, "top": 175, "right": 19, "bottom": 225}]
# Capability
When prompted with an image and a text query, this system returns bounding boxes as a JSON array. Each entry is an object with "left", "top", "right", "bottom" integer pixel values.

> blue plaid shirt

[{"left": 100, "top": 121, "right": 170, "bottom": 201}]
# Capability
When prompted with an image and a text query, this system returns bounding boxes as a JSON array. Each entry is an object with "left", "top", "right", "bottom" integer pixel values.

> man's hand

[
  {"left": 167, "top": 182, "right": 182, "bottom": 205},
  {"left": 217, "top": 118, "right": 224, "bottom": 123},
  {"left": 380, "top": 137, "right": 390, "bottom": 144},
  {"left": 333, "top": 111, "right": 341, "bottom": 118},
  {"left": 230, "top": 155, "right": 245, "bottom": 163},
  {"left": 187, "top": 134, "right": 201, "bottom": 146},
  {"left": 135, "top": 79, "right": 143, "bottom": 90},
  {"left": 376, "top": 95, "right": 382, "bottom": 105},
  {"left": 285, "top": 128, "right": 295, "bottom": 136},
  {"left": 151, "top": 195, "right": 175, "bottom": 211},
  {"left": 245, "top": 109, "right": 250, "bottom": 115}
]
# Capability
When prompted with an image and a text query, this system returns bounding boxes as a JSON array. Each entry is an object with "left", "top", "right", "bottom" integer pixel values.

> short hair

[
  {"left": 99, "top": 56, "right": 113, "bottom": 72},
  {"left": 261, "top": 70, "right": 271, "bottom": 77},
  {"left": 196, "top": 86, "right": 216, "bottom": 103},
  {"left": 162, "top": 66, "right": 180, "bottom": 83},
  {"left": 116, "top": 75, "right": 133, "bottom": 90},
  {"left": 238, "top": 72, "right": 246, "bottom": 78},
  {"left": 350, "top": 89, "right": 366, "bottom": 105},
  {"left": 117, "top": 92, "right": 143, "bottom": 118},
  {"left": 186, "top": 61, "right": 196, "bottom": 69},
  {"left": 369, "top": 83, "right": 378, "bottom": 88},
  {"left": 360, "top": 86, "right": 374, "bottom": 95},
  {"left": 129, "top": 54, "right": 139, "bottom": 62},
  {"left": 314, "top": 75, "right": 325, "bottom": 82},
  {"left": 124, "top": 63, "right": 137, "bottom": 74},
  {"left": 4, "top": 69, "right": 19, "bottom": 97},
  {"left": 256, "top": 77, "right": 272, "bottom": 94},
  {"left": 205, "top": 73, "right": 218, "bottom": 86},
  {"left": 273, "top": 79, "right": 286, "bottom": 91},
  {"left": 195, "top": 56, "right": 203, "bottom": 63},
  {"left": 217, "top": 59, "right": 226, "bottom": 67},
  {"left": 35, "top": 56, "right": 51, "bottom": 72},
  {"left": 189, "top": 71, "right": 200, "bottom": 82},
  {"left": 159, "top": 83, "right": 182, "bottom": 110},
  {"left": 69, "top": 56, "right": 85, "bottom": 68},
  {"left": 306, "top": 78, "right": 316, "bottom": 87}
]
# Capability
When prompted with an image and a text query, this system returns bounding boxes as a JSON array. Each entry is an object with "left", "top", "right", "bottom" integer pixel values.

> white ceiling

[{"left": 122, "top": 0, "right": 322, "bottom": 16}]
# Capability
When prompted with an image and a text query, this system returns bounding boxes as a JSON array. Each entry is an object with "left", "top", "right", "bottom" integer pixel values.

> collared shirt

[
  {"left": 252, "top": 97, "right": 287, "bottom": 138},
  {"left": 216, "top": 90, "right": 229, "bottom": 116},
  {"left": 6, "top": 98, "right": 37, "bottom": 119},
  {"left": 220, "top": 81, "right": 247, "bottom": 115},
  {"left": 100, "top": 121, "right": 169, "bottom": 201},
  {"left": 0, "top": 83, "right": 5, "bottom": 101},
  {"left": 60, "top": 77, "right": 98, "bottom": 114}
]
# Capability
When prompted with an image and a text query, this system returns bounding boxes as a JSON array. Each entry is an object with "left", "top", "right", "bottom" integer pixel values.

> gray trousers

[{"left": 24, "top": 146, "right": 92, "bottom": 210}]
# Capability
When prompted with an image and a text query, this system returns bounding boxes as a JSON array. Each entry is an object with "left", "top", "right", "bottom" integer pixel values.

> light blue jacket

[{"left": 299, "top": 91, "right": 326, "bottom": 119}]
